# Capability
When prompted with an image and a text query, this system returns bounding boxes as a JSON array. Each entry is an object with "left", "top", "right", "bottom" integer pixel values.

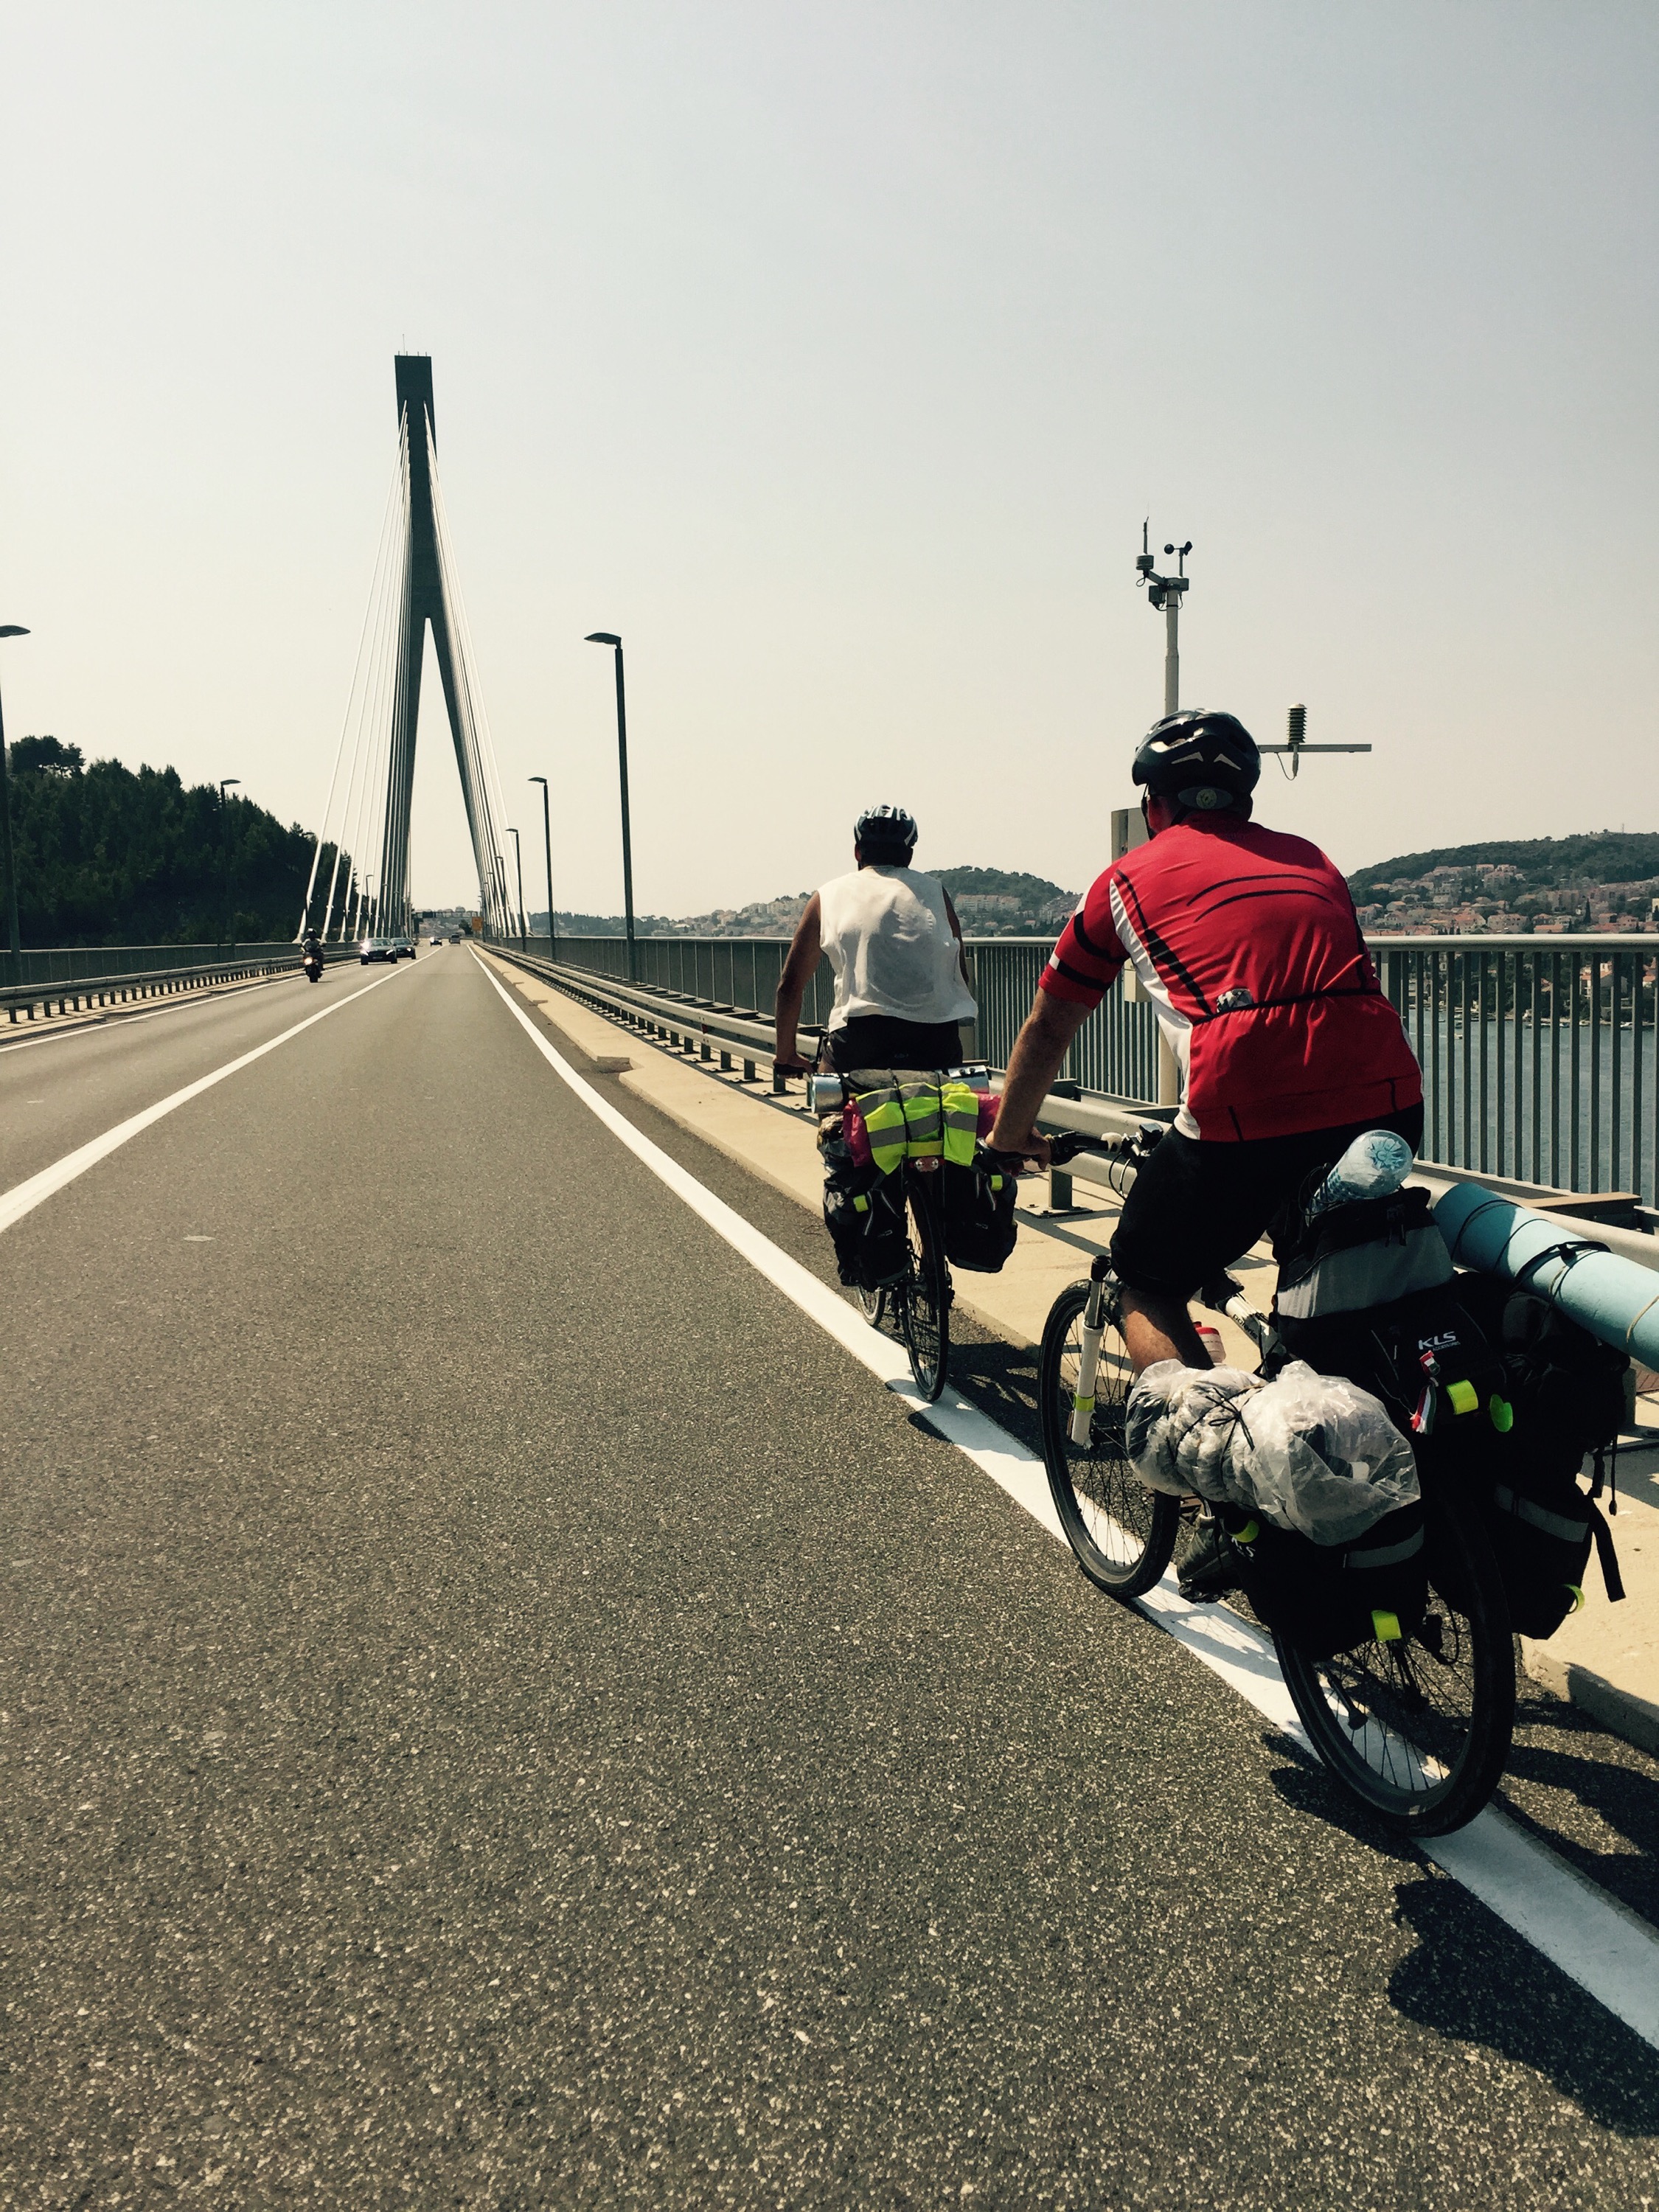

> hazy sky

[{"left": 4, "top": 2, "right": 1655, "bottom": 915}]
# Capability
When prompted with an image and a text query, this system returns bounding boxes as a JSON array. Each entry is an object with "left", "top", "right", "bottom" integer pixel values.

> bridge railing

[
  {"left": 498, "top": 929, "right": 1659, "bottom": 1213},
  {"left": 1, "top": 941, "right": 355, "bottom": 1024}
]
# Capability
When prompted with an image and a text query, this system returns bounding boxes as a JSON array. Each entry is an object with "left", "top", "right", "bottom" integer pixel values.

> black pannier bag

[
  {"left": 819, "top": 1124, "right": 909, "bottom": 1290},
  {"left": 939, "top": 1148, "right": 1020, "bottom": 1275},
  {"left": 1228, "top": 1500, "right": 1428, "bottom": 1661},
  {"left": 1275, "top": 1267, "right": 1627, "bottom": 1642}
]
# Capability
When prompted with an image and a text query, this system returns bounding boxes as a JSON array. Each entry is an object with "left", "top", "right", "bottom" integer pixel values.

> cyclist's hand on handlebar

[
  {"left": 773, "top": 1050, "right": 815, "bottom": 1074},
  {"left": 984, "top": 1130, "right": 1051, "bottom": 1171}
]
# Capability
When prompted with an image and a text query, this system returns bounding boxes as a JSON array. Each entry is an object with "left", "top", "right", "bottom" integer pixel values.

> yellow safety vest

[{"left": 852, "top": 1077, "right": 981, "bottom": 1175}]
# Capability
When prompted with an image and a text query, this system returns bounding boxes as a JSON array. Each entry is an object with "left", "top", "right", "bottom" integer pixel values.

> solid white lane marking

[
  {"left": 0, "top": 964, "right": 408, "bottom": 1237},
  {"left": 479, "top": 957, "right": 1659, "bottom": 2052}
]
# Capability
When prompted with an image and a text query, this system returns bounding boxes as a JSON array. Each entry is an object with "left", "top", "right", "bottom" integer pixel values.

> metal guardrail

[
  {"left": 518, "top": 928, "right": 1659, "bottom": 1211},
  {"left": 486, "top": 942, "right": 1166, "bottom": 1151},
  {"left": 0, "top": 943, "right": 355, "bottom": 1024},
  {"left": 6, "top": 939, "right": 316, "bottom": 989},
  {"left": 487, "top": 945, "right": 1659, "bottom": 1272}
]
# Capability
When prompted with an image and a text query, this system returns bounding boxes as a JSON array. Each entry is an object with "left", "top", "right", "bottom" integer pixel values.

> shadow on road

[
  {"left": 1265, "top": 1753, "right": 1659, "bottom": 2132},
  {"left": 1387, "top": 1875, "right": 1659, "bottom": 2134}
]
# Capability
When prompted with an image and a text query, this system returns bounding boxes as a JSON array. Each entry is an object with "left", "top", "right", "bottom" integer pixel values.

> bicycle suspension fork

[{"left": 1069, "top": 1254, "right": 1116, "bottom": 1446}]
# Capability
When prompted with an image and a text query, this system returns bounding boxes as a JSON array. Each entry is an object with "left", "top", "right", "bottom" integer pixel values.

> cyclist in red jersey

[{"left": 987, "top": 710, "right": 1423, "bottom": 1376}]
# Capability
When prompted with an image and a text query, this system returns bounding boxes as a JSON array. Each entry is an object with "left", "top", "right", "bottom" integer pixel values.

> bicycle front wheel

[
  {"left": 1276, "top": 1487, "right": 1514, "bottom": 1835},
  {"left": 1037, "top": 1281, "right": 1178, "bottom": 1597},
  {"left": 900, "top": 1178, "right": 950, "bottom": 1402}
]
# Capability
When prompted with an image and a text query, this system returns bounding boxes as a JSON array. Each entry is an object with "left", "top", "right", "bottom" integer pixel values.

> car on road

[
  {"left": 391, "top": 935, "right": 417, "bottom": 959},
  {"left": 358, "top": 937, "right": 397, "bottom": 964}
]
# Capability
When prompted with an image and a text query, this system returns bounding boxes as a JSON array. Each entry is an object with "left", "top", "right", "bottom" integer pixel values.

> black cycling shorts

[
  {"left": 1109, "top": 1102, "right": 1425, "bottom": 1299},
  {"left": 826, "top": 1016, "right": 963, "bottom": 1074}
]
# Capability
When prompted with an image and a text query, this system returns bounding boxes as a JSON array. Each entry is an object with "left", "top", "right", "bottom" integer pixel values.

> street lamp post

[
  {"left": 507, "top": 826, "right": 526, "bottom": 953},
  {"left": 584, "top": 632, "right": 636, "bottom": 981},
  {"left": 0, "top": 625, "right": 29, "bottom": 984},
  {"left": 219, "top": 778, "right": 241, "bottom": 954},
  {"left": 529, "top": 775, "right": 555, "bottom": 961}
]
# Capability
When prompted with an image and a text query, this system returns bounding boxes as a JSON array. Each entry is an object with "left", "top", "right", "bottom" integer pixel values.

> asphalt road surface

[{"left": 2, "top": 946, "right": 1656, "bottom": 2207}]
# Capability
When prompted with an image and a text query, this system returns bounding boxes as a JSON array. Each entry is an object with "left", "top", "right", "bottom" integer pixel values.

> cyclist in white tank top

[{"left": 774, "top": 807, "right": 975, "bottom": 1075}]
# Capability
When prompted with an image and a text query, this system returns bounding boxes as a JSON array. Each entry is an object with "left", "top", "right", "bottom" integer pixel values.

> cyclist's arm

[
  {"left": 941, "top": 888, "right": 971, "bottom": 990},
  {"left": 774, "top": 894, "right": 823, "bottom": 1071},
  {"left": 987, "top": 992, "right": 1092, "bottom": 1164}
]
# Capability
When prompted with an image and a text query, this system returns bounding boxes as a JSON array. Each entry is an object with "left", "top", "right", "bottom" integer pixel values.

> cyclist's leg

[{"left": 1109, "top": 1130, "right": 1307, "bottom": 1371}]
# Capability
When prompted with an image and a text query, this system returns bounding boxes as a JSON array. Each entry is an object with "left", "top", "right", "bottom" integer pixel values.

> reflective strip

[
  {"left": 1071, "top": 1394, "right": 1095, "bottom": 1415},
  {"left": 899, "top": 1081, "right": 942, "bottom": 1159},
  {"left": 1565, "top": 1584, "right": 1585, "bottom": 1612},
  {"left": 1371, "top": 1609, "right": 1403, "bottom": 1643},
  {"left": 1493, "top": 1486, "right": 1588, "bottom": 1546},
  {"left": 1489, "top": 1394, "right": 1514, "bottom": 1433},
  {"left": 852, "top": 1194, "right": 869, "bottom": 1213},
  {"left": 1344, "top": 1526, "right": 1425, "bottom": 1571},
  {"left": 856, "top": 1088, "right": 908, "bottom": 1173},
  {"left": 940, "top": 1080, "right": 979, "bottom": 1166},
  {"left": 1447, "top": 1378, "right": 1478, "bottom": 1416}
]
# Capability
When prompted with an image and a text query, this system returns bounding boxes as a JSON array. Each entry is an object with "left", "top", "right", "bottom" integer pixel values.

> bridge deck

[{"left": 3, "top": 945, "right": 1657, "bottom": 2199}]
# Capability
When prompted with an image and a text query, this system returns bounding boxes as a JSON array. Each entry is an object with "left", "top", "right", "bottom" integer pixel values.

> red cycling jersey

[{"left": 1040, "top": 815, "right": 1422, "bottom": 1141}]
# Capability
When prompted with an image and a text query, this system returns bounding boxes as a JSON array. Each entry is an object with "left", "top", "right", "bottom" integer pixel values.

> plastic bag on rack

[{"left": 1125, "top": 1358, "right": 1419, "bottom": 1545}]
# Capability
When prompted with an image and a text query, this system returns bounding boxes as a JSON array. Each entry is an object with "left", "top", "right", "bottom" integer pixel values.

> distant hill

[
  {"left": 934, "top": 865, "right": 1074, "bottom": 911},
  {"left": 1349, "top": 832, "right": 1659, "bottom": 903}
]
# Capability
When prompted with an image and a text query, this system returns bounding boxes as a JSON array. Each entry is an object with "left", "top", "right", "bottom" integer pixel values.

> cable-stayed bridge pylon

[{"left": 300, "top": 356, "right": 513, "bottom": 942}]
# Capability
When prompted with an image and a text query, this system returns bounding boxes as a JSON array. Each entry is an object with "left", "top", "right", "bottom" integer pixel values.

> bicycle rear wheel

[
  {"left": 1276, "top": 1487, "right": 1514, "bottom": 1834},
  {"left": 1037, "top": 1281, "right": 1178, "bottom": 1597},
  {"left": 899, "top": 1178, "right": 950, "bottom": 1402}
]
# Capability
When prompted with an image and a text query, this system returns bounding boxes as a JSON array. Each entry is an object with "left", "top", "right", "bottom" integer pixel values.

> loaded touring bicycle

[{"left": 1035, "top": 1123, "right": 1629, "bottom": 1836}]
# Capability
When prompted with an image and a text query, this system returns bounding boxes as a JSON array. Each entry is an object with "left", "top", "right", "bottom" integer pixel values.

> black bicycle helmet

[
  {"left": 1131, "top": 710, "right": 1260, "bottom": 813},
  {"left": 855, "top": 804, "right": 918, "bottom": 858}
]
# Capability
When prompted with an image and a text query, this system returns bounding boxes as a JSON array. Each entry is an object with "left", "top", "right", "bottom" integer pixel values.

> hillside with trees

[
  {"left": 5, "top": 737, "right": 343, "bottom": 945},
  {"left": 1349, "top": 832, "right": 1659, "bottom": 933}
]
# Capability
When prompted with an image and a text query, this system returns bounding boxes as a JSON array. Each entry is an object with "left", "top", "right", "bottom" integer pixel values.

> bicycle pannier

[
  {"left": 819, "top": 1122, "right": 909, "bottom": 1289},
  {"left": 1231, "top": 1503, "right": 1428, "bottom": 1660},
  {"left": 940, "top": 1144, "right": 1020, "bottom": 1273},
  {"left": 1276, "top": 1275, "right": 1627, "bottom": 1640}
]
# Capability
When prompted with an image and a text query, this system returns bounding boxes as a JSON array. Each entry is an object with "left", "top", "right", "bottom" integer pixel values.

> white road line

[
  {"left": 0, "top": 963, "right": 408, "bottom": 1237},
  {"left": 479, "top": 956, "right": 1659, "bottom": 2053}
]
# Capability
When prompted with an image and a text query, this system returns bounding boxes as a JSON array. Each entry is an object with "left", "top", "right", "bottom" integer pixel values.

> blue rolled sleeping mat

[{"left": 1433, "top": 1182, "right": 1659, "bottom": 1370}]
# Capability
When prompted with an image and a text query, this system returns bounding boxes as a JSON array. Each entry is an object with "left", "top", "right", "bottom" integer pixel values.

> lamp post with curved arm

[
  {"left": 0, "top": 625, "right": 29, "bottom": 981},
  {"left": 585, "top": 632, "right": 635, "bottom": 980},
  {"left": 529, "top": 775, "right": 554, "bottom": 961},
  {"left": 507, "top": 826, "right": 526, "bottom": 953},
  {"left": 219, "top": 778, "right": 241, "bottom": 953}
]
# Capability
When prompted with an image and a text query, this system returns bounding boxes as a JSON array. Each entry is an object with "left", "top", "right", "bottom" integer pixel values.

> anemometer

[{"left": 1135, "top": 524, "right": 1371, "bottom": 776}]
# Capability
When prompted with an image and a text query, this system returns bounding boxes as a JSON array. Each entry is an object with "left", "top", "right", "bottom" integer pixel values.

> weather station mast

[
  {"left": 1108, "top": 526, "right": 1374, "bottom": 1124},
  {"left": 1133, "top": 523, "right": 1371, "bottom": 772}
]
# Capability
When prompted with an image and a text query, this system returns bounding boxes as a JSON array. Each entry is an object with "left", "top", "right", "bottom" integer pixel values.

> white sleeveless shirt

[{"left": 818, "top": 866, "right": 976, "bottom": 1032}]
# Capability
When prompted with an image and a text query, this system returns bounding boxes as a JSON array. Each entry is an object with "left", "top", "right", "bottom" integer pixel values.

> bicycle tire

[
  {"left": 1276, "top": 1486, "right": 1514, "bottom": 1835},
  {"left": 900, "top": 1178, "right": 950, "bottom": 1402},
  {"left": 1037, "top": 1281, "right": 1178, "bottom": 1598}
]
